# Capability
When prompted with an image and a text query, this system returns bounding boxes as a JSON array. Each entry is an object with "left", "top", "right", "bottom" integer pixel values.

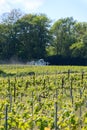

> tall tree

[
  {"left": 14, "top": 14, "right": 51, "bottom": 61},
  {"left": 0, "top": 9, "right": 23, "bottom": 60},
  {"left": 51, "top": 17, "right": 76, "bottom": 56},
  {"left": 70, "top": 22, "right": 87, "bottom": 58}
]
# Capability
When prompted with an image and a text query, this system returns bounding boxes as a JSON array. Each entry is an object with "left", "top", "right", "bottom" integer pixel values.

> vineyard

[{"left": 0, "top": 65, "right": 87, "bottom": 130}]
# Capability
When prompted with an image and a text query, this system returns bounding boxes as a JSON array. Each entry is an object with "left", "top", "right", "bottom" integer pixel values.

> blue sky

[{"left": 0, "top": 0, "right": 87, "bottom": 22}]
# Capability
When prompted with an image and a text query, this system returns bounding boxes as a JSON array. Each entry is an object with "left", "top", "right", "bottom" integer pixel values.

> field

[{"left": 0, "top": 65, "right": 87, "bottom": 130}]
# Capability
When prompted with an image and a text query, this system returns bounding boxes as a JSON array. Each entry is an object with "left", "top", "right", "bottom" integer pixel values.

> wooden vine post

[
  {"left": 8, "top": 78, "right": 12, "bottom": 112},
  {"left": 81, "top": 71, "right": 84, "bottom": 84},
  {"left": 54, "top": 89, "right": 59, "bottom": 130},
  {"left": 32, "top": 91, "right": 34, "bottom": 130},
  {"left": 54, "top": 102, "right": 58, "bottom": 130},
  {"left": 79, "top": 89, "right": 82, "bottom": 128},
  {"left": 68, "top": 69, "right": 70, "bottom": 80},
  {"left": 70, "top": 78, "right": 73, "bottom": 106},
  {"left": 5, "top": 105, "right": 8, "bottom": 130},
  {"left": 14, "top": 83, "right": 16, "bottom": 102},
  {"left": 62, "top": 77, "right": 64, "bottom": 95}
]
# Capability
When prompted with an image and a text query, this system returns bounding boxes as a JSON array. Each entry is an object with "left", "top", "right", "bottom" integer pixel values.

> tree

[
  {"left": 70, "top": 42, "right": 85, "bottom": 58},
  {"left": 1, "top": 9, "right": 23, "bottom": 25},
  {"left": 14, "top": 14, "right": 51, "bottom": 61},
  {"left": 70, "top": 22, "right": 87, "bottom": 58},
  {"left": 0, "top": 9, "right": 24, "bottom": 61},
  {"left": 0, "top": 11, "right": 51, "bottom": 61},
  {"left": 51, "top": 17, "right": 76, "bottom": 56}
]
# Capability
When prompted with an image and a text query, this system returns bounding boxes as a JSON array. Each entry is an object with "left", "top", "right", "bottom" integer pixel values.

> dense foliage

[
  {"left": 0, "top": 65, "right": 87, "bottom": 130},
  {"left": 0, "top": 9, "right": 87, "bottom": 64}
]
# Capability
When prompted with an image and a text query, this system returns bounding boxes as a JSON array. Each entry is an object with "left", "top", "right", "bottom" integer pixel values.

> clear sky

[{"left": 0, "top": 0, "right": 87, "bottom": 22}]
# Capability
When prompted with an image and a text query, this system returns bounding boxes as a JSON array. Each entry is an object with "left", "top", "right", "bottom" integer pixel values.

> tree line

[{"left": 0, "top": 9, "right": 87, "bottom": 64}]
